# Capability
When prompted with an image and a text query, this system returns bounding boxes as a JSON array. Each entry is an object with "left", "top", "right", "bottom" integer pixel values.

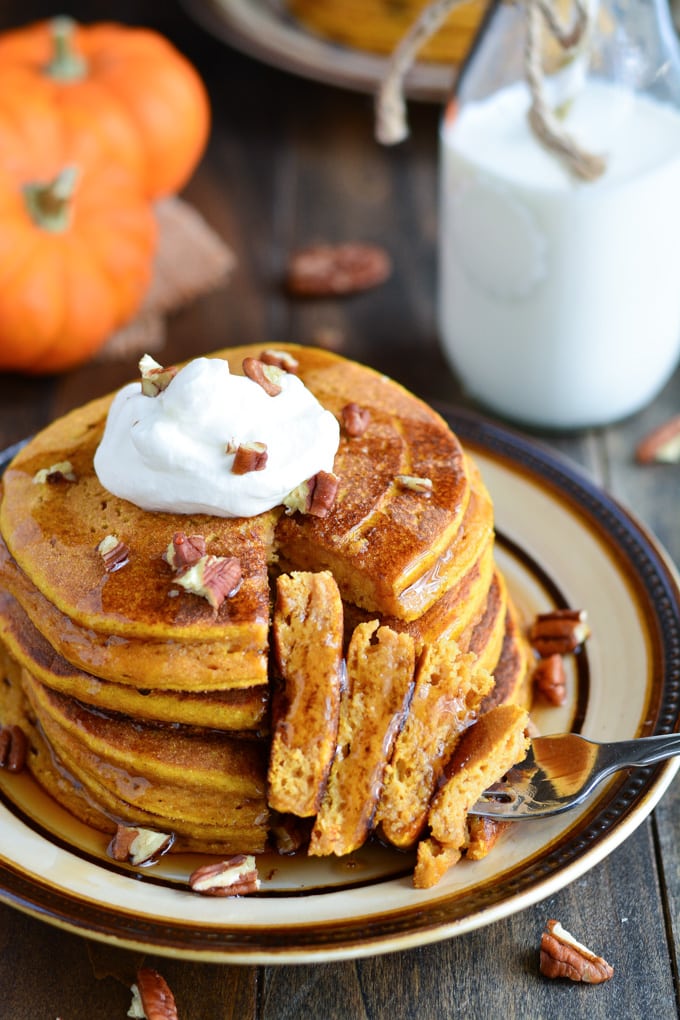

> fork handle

[{"left": 599, "top": 732, "right": 680, "bottom": 772}]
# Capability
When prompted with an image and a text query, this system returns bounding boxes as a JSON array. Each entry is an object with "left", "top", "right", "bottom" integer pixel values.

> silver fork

[{"left": 468, "top": 731, "right": 680, "bottom": 819}]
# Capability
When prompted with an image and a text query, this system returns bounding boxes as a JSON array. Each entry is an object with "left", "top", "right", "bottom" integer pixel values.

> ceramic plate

[
  {"left": 182, "top": 0, "right": 457, "bottom": 101},
  {"left": 1, "top": 410, "right": 679, "bottom": 964}
]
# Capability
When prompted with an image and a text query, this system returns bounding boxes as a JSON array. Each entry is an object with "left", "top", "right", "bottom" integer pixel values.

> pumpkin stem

[
  {"left": 44, "top": 16, "right": 87, "bottom": 81},
  {"left": 23, "top": 167, "right": 79, "bottom": 233}
]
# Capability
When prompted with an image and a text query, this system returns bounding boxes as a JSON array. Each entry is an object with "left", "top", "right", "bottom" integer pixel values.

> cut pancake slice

[
  {"left": 309, "top": 622, "right": 415, "bottom": 856},
  {"left": 375, "top": 636, "right": 494, "bottom": 850},
  {"left": 414, "top": 703, "right": 530, "bottom": 888},
  {"left": 268, "top": 570, "right": 344, "bottom": 816}
]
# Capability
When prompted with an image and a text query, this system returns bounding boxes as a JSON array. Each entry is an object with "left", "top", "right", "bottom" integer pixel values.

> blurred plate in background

[{"left": 182, "top": 0, "right": 457, "bottom": 101}]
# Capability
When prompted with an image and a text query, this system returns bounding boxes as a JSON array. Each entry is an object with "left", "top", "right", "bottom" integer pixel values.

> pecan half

[
  {"left": 0, "top": 725, "right": 27, "bottom": 773},
  {"left": 97, "top": 534, "right": 130, "bottom": 573},
  {"left": 231, "top": 441, "right": 268, "bottom": 474},
  {"left": 286, "top": 242, "right": 391, "bottom": 297},
  {"left": 635, "top": 414, "right": 680, "bottom": 464},
  {"left": 540, "top": 919, "right": 614, "bottom": 983},
  {"left": 260, "top": 348, "right": 299, "bottom": 374},
  {"left": 139, "top": 354, "right": 178, "bottom": 396},
  {"left": 175, "top": 554, "right": 242, "bottom": 610},
  {"left": 533, "top": 653, "right": 567, "bottom": 706},
  {"left": 164, "top": 532, "right": 206, "bottom": 571},
  {"left": 32, "top": 460, "right": 77, "bottom": 485},
  {"left": 341, "top": 402, "right": 371, "bottom": 438},
  {"left": 529, "top": 609, "right": 590, "bottom": 657},
  {"left": 108, "top": 824, "right": 174, "bottom": 867},
  {"left": 242, "top": 357, "right": 283, "bottom": 396},
  {"left": 129, "top": 967, "right": 178, "bottom": 1020},
  {"left": 189, "top": 854, "right": 260, "bottom": 896},
  {"left": 395, "top": 474, "right": 433, "bottom": 495},
  {"left": 282, "top": 471, "right": 339, "bottom": 517}
]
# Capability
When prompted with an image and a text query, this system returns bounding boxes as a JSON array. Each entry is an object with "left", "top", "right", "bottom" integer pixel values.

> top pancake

[{"left": 0, "top": 344, "right": 473, "bottom": 644}]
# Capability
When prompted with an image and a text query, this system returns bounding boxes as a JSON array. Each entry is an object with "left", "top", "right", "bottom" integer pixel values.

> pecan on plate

[
  {"left": 189, "top": 854, "right": 260, "bottom": 896},
  {"left": 540, "top": 919, "right": 614, "bottom": 983},
  {"left": 533, "top": 653, "right": 567, "bottom": 706},
  {"left": 108, "top": 824, "right": 174, "bottom": 867},
  {"left": 529, "top": 609, "right": 590, "bottom": 657}
]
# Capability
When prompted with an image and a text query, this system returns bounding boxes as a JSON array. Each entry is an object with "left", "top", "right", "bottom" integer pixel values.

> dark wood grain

[{"left": 1, "top": 1, "right": 679, "bottom": 1017}]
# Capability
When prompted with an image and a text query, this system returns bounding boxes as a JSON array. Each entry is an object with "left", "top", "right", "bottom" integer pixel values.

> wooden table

[{"left": 1, "top": 1, "right": 679, "bottom": 1016}]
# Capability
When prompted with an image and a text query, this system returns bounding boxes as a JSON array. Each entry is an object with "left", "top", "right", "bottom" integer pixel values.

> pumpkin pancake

[
  {"left": 0, "top": 591, "right": 268, "bottom": 731},
  {"left": 22, "top": 669, "right": 269, "bottom": 853},
  {"left": 0, "top": 342, "right": 533, "bottom": 867},
  {"left": 0, "top": 536, "right": 267, "bottom": 690}
]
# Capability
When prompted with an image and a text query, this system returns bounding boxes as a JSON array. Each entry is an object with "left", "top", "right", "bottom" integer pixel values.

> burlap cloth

[{"left": 96, "top": 197, "right": 235, "bottom": 361}]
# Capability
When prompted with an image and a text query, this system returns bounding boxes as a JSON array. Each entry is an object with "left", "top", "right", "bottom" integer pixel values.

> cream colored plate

[
  {"left": 182, "top": 0, "right": 457, "bottom": 101},
  {"left": 1, "top": 410, "right": 679, "bottom": 963}
]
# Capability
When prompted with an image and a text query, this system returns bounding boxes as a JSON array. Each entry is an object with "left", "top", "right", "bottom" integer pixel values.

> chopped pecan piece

[
  {"left": 286, "top": 242, "right": 392, "bottom": 297},
  {"left": 139, "top": 354, "right": 178, "bottom": 396},
  {"left": 164, "top": 532, "right": 206, "bottom": 571},
  {"left": 260, "top": 348, "right": 299, "bottom": 374},
  {"left": 97, "top": 534, "right": 130, "bottom": 573},
  {"left": 129, "top": 967, "right": 178, "bottom": 1020},
  {"left": 175, "top": 554, "right": 242, "bottom": 610},
  {"left": 395, "top": 474, "right": 433, "bottom": 495},
  {"left": 270, "top": 813, "right": 313, "bottom": 855},
  {"left": 341, "top": 402, "right": 371, "bottom": 438},
  {"left": 283, "top": 471, "right": 339, "bottom": 517},
  {"left": 529, "top": 609, "right": 590, "bottom": 657},
  {"left": 231, "top": 441, "right": 269, "bottom": 474},
  {"left": 635, "top": 414, "right": 680, "bottom": 464},
  {"left": 533, "top": 653, "right": 567, "bottom": 706},
  {"left": 32, "top": 460, "right": 77, "bottom": 485},
  {"left": 189, "top": 854, "right": 260, "bottom": 896},
  {"left": 109, "top": 824, "right": 174, "bottom": 866},
  {"left": 0, "top": 725, "right": 27, "bottom": 773},
  {"left": 242, "top": 356, "right": 283, "bottom": 396},
  {"left": 540, "top": 919, "right": 614, "bottom": 983}
]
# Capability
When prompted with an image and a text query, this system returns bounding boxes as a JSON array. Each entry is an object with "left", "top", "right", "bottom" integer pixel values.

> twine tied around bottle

[{"left": 375, "top": 0, "right": 607, "bottom": 182}]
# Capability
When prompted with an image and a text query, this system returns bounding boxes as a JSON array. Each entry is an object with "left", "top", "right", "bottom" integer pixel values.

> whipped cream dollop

[{"left": 94, "top": 356, "right": 340, "bottom": 517}]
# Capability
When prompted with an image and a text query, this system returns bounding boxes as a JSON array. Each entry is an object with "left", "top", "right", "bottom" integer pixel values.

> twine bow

[{"left": 375, "top": 0, "right": 607, "bottom": 182}]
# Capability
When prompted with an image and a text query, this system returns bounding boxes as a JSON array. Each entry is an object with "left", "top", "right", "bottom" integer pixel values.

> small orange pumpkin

[
  {"left": 0, "top": 17, "right": 210, "bottom": 199},
  {"left": 0, "top": 161, "right": 157, "bottom": 374}
]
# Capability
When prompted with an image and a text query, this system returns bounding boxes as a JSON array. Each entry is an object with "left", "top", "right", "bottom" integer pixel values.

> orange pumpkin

[
  {"left": 0, "top": 17, "right": 210, "bottom": 199},
  {"left": 0, "top": 161, "right": 157, "bottom": 374}
]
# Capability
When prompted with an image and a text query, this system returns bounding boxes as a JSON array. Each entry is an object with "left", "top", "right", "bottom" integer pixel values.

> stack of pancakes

[
  {"left": 0, "top": 344, "right": 531, "bottom": 866},
  {"left": 287, "top": 0, "right": 485, "bottom": 65}
]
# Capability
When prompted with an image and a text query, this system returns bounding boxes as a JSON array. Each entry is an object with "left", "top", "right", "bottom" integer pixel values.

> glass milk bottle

[{"left": 438, "top": 0, "right": 680, "bottom": 429}]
